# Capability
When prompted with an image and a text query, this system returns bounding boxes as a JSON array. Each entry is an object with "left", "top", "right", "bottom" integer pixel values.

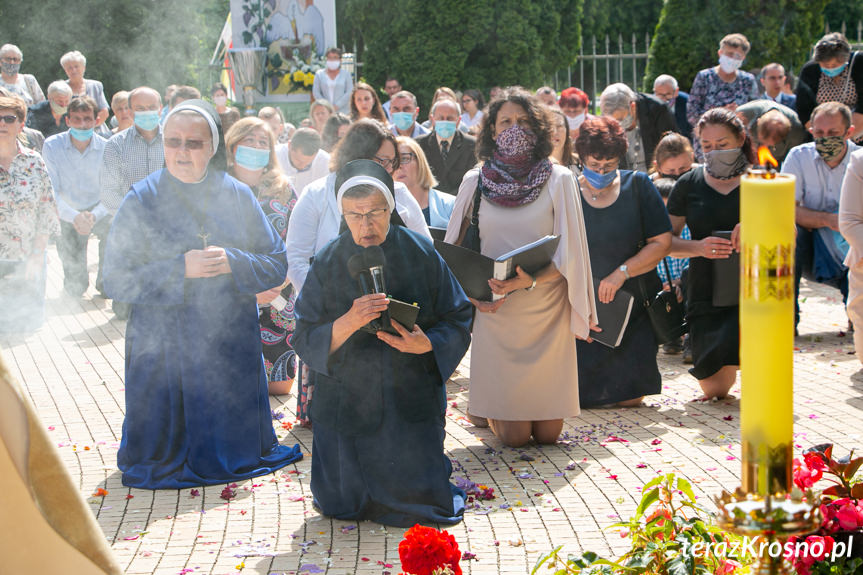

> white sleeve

[
  {"left": 780, "top": 147, "right": 805, "bottom": 204},
  {"left": 286, "top": 185, "right": 324, "bottom": 294},
  {"left": 394, "top": 184, "right": 431, "bottom": 239}
]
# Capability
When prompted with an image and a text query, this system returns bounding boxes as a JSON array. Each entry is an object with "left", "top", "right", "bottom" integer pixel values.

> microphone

[{"left": 346, "top": 247, "right": 389, "bottom": 332}]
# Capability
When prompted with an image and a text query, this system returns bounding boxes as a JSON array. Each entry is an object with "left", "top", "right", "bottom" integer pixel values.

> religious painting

[{"left": 230, "top": 0, "right": 337, "bottom": 101}]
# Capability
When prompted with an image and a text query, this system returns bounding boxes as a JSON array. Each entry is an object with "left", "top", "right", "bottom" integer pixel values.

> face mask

[
  {"left": 582, "top": 167, "right": 618, "bottom": 189},
  {"left": 391, "top": 112, "right": 415, "bottom": 132},
  {"left": 620, "top": 111, "right": 635, "bottom": 130},
  {"left": 494, "top": 124, "right": 537, "bottom": 161},
  {"left": 704, "top": 147, "right": 747, "bottom": 179},
  {"left": 50, "top": 101, "right": 68, "bottom": 115},
  {"left": 1, "top": 62, "right": 20, "bottom": 76},
  {"left": 719, "top": 54, "right": 743, "bottom": 74},
  {"left": 434, "top": 120, "right": 457, "bottom": 139},
  {"left": 821, "top": 63, "right": 847, "bottom": 78},
  {"left": 134, "top": 110, "right": 160, "bottom": 131},
  {"left": 69, "top": 127, "right": 94, "bottom": 142},
  {"left": 326, "top": 60, "right": 340, "bottom": 71},
  {"left": 235, "top": 145, "right": 270, "bottom": 170},
  {"left": 213, "top": 95, "right": 227, "bottom": 107},
  {"left": 815, "top": 135, "right": 846, "bottom": 162},
  {"left": 566, "top": 112, "right": 586, "bottom": 131}
]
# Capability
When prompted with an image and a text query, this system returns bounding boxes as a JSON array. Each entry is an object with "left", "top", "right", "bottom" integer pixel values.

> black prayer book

[
  {"left": 434, "top": 235, "right": 561, "bottom": 302},
  {"left": 711, "top": 230, "right": 740, "bottom": 307},
  {"left": 589, "top": 279, "right": 635, "bottom": 348}
]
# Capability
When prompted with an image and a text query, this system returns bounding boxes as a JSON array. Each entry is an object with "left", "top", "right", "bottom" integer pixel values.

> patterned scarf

[{"left": 479, "top": 124, "right": 553, "bottom": 207}]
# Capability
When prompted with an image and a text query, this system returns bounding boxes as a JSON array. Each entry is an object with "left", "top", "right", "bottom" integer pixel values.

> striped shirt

[{"left": 100, "top": 125, "right": 164, "bottom": 214}]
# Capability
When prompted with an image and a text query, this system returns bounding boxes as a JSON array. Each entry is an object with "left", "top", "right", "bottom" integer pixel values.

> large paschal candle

[{"left": 740, "top": 147, "right": 796, "bottom": 496}]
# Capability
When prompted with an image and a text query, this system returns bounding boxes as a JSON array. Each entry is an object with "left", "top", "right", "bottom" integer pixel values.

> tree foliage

[
  {"left": 343, "top": 0, "right": 582, "bottom": 109},
  {"left": 580, "top": 0, "right": 663, "bottom": 46},
  {"left": 824, "top": 0, "right": 863, "bottom": 38},
  {"left": 644, "top": 0, "right": 830, "bottom": 93},
  {"left": 0, "top": 0, "right": 229, "bottom": 102}
]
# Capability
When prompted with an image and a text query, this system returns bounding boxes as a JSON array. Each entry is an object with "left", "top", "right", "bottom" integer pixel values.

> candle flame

[{"left": 758, "top": 146, "right": 778, "bottom": 169}]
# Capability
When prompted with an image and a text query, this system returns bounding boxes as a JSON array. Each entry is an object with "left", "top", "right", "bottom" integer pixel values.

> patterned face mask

[{"left": 814, "top": 135, "right": 845, "bottom": 162}]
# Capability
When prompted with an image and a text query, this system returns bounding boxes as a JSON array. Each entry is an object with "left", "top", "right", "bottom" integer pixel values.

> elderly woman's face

[
  {"left": 164, "top": 114, "right": 214, "bottom": 183},
  {"left": 113, "top": 98, "right": 133, "bottom": 126},
  {"left": 63, "top": 60, "right": 85, "bottom": 80},
  {"left": 0, "top": 108, "right": 22, "bottom": 142},
  {"left": 583, "top": 155, "right": 619, "bottom": 175},
  {"left": 493, "top": 101, "right": 530, "bottom": 139},
  {"left": 342, "top": 193, "right": 391, "bottom": 247}
]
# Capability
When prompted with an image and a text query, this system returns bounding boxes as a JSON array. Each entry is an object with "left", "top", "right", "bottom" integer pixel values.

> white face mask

[
  {"left": 566, "top": 112, "right": 585, "bottom": 130},
  {"left": 326, "top": 60, "right": 340, "bottom": 71},
  {"left": 719, "top": 54, "right": 743, "bottom": 74},
  {"left": 213, "top": 95, "right": 227, "bottom": 107}
]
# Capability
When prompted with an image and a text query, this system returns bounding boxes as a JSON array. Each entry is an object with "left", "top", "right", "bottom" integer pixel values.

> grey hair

[
  {"left": 600, "top": 83, "right": 636, "bottom": 114},
  {"left": 60, "top": 50, "right": 86, "bottom": 68},
  {"left": 342, "top": 183, "right": 386, "bottom": 202},
  {"left": 431, "top": 98, "right": 461, "bottom": 116},
  {"left": 653, "top": 74, "right": 678, "bottom": 91},
  {"left": 391, "top": 90, "right": 417, "bottom": 108},
  {"left": 47, "top": 80, "right": 73, "bottom": 98},
  {"left": 0, "top": 44, "right": 22, "bottom": 60}
]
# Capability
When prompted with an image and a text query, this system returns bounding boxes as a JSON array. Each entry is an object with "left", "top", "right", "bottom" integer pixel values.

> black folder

[
  {"left": 712, "top": 230, "right": 739, "bottom": 307},
  {"left": 434, "top": 235, "right": 561, "bottom": 301},
  {"left": 359, "top": 298, "right": 421, "bottom": 335},
  {"left": 429, "top": 227, "right": 447, "bottom": 241},
  {"left": 590, "top": 279, "right": 635, "bottom": 348}
]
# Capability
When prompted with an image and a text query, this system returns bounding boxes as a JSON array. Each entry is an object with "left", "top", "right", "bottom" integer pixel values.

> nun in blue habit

[
  {"left": 102, "top": 100, "right": 302, "bottom": 489},
  {"left": 292, "top": 160, "right": 471, "bottom": 526}
]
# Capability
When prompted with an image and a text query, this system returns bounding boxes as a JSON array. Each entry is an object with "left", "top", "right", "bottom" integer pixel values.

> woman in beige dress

[{"left": 444, "top": 89, "right": 597, "bottom": 448}]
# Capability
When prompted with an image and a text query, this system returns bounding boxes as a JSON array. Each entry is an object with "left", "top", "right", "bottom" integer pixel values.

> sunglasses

[{"left": 164, "top": 138, "right": 208, "bottom": 150}]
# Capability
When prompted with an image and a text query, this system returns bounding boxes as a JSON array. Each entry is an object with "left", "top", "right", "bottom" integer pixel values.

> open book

[
  {"left": 590, "top": 279, "right": 634, "bottom": 348},
  {"left": 434, "top": 235, "right": 561, "bottom": 301}
]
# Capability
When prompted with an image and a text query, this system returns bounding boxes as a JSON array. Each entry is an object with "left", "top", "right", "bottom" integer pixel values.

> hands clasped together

[
  {"left": 345, "top": 293, "right": 432, "bottom": 354},
  {"left": 184, "top": 246, "right": 232, "bottom": 278}
]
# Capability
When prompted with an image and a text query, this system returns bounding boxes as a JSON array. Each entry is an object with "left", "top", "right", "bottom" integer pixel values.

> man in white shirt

[
  {"left": 783, "top": 102, "right": 859, "bottom": 332},
  {"left": 276, "top": 127, "right": 330, "bottom": 194},
  {"left": 41, "top": 96, "right": 107, "bottom": 297},
  {"left": 388, "top": 90, "right": 429, "bottom": 139}
]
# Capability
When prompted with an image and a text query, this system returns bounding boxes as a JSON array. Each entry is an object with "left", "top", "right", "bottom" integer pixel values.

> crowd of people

[{"left": 1, "top": 30, "right": 862, "bottom": 527}]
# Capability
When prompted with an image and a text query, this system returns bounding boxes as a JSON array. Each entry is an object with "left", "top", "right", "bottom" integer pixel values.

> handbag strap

[{"left": 469, "top": 181, "right": 482, "bottom": 226}]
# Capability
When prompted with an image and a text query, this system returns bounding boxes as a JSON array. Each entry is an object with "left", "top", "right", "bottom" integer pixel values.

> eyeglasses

[
  {"left": 0, "top": 115, "right": 20, "bottom": 124},
  {"left": 0, "top": 57, "right": 21, "bottom": 64},
  {"left": 373, "top": 155, "right": 397, "bottom": 170},
  {"left": 399, "top": 152, "right": 415, "bottom": 165},
  {"left": 344, "top": 208, "right": 389, "bottom": 224},
  {"left": 164, "top": 138, "right": 208, "bottom": 151}
]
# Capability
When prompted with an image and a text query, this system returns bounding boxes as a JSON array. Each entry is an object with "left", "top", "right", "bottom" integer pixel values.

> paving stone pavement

[{"left": 2, "top": 244, "right": 862, "bottom": 575}]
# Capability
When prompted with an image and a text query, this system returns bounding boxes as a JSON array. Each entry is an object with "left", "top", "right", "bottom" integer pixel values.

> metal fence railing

[{"left": 545, "top": 33, "right": 651, "bottom": 115}]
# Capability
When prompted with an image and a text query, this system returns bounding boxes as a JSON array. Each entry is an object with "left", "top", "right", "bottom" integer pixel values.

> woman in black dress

[
  {"left": 575, "top": 116, "right": 672, "bottom": 407},
  {"left": 666, "top": 108, "right": 755, "bottom": 399}
]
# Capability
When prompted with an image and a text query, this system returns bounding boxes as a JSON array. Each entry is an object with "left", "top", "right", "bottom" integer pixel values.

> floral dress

[
  {"left": 256, "top": 185, "right": 299, "bottom": 384},
  {"left": 687, "top": 67, "right": 758, "bottom": 159},
  {"left": 0, "top": 144, "right": 60, "bottom": 331}
]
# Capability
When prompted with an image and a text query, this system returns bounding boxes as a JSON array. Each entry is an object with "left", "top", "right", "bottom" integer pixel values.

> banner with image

[{"left": 229, "top": 0, "right": 337, "bottom": 101}]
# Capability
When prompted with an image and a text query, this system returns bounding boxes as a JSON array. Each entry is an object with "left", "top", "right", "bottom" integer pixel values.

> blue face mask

[
  {"left": 69, "top": 126, "right": 94, "bottom": 142},
  {"left": 582, "top": 167, "right": 618, "bottom": 190},
  {"left": 821, "top": 63, "right": 847, "bottom": 78},
  {"left": 134, "top": 110, "right": 160, "bottom": 131},
  {"left": 434, "top": 120, "right": 457, "bottom": 139},
  {"left": 235, "top": 145, "right": 270, "bottom": 170},
  {"left": 391, "top": 112, "right": 415, "bottom": 132}
]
